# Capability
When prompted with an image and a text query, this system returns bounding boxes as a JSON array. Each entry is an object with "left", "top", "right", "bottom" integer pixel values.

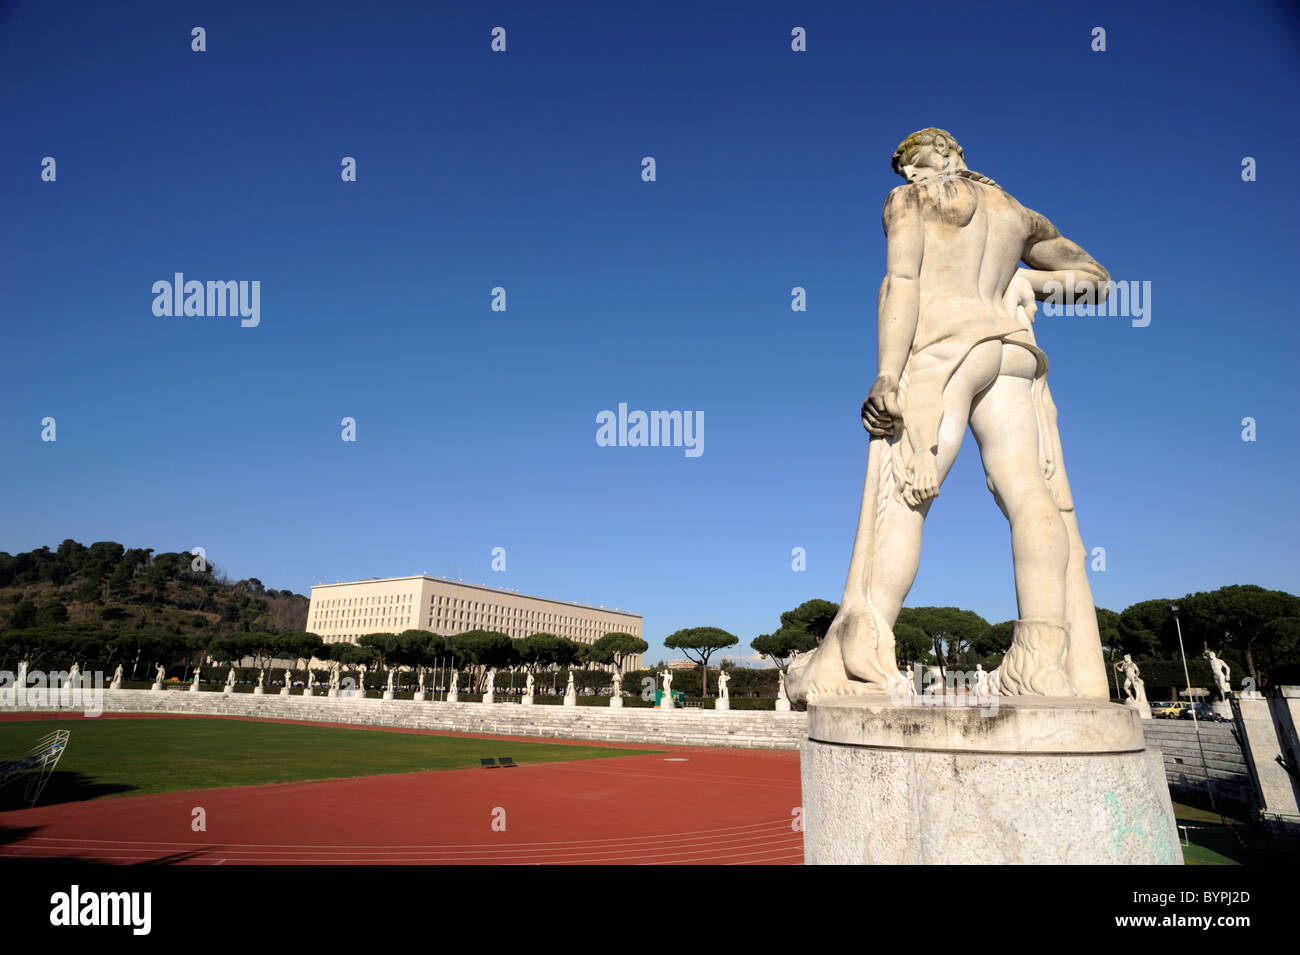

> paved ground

[{"left": 0, "top": 715, "right": 804, "bottom": 865}]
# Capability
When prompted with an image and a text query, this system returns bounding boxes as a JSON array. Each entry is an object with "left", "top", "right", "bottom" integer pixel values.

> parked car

[
  {"left": 1150, "top": 701, "right": 1191, "bottom": 719},
  {"left": 1179, "top": 702, "right": 1227, "bottom": 722}
]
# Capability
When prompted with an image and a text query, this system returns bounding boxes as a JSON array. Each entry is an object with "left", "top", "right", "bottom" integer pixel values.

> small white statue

[
  {"left": 777, "top": 670, "right": 787, "bottom": 701},
  {"left": 17, "top": 659, "right": 29, "bottom": 686},
  {"left": 330, "top": 668, "right": 340, "bottom": 690},
  {"left": 283, "top": 668, "right": 291, "bottom": 686},
  {"left": 566, "top": 670, "right": 576, "bottom": 695},
  {"left": 717, "top": 670, "right": 730, "bottom": 701},
  {"left": 387, "top": 670, "right": 395, "bottom": 692},
  {"left": 661, "top": 670, "right": 672, "bottom": 695},
  {"left": 450, "top": 669, "right": 460, "bottom": 692},
  {"left": 417, "top": 668, "right": 426, "bottom": 692},
  {"left": 257, "top": 669, "right": 265, "bottom": 688},
  {"left": 525, "top": 672, "right": 535, "bottom": 694},
  {"left": 225, "top": 668, "right": 236, "bottom": 688},
  {"left": 111, "top": 663, "right": 123, "bottom": 688},
  {"left": 68, "top": 662, "right": 81, "bottom": 687},
  {"left": 155, "top": 664, "right": 166, "bottom": 682},
  {"left": 1204, "top": 649, "right": 1232, "bottom": 701},
  {"left": 1113, "top": 654, "right": 1146, "bottom": 703},
  {"left": 484, "top": 669, "right": 495, "bottom": 694},
  {"left": 305, "top": 670, "right": 315, "bottom": 694},
  {"left": 612, "top": 671, "right": 623, "bottom": 695},
  {"left": 973, "top": 663, "right": 989, "bottom": 696}
]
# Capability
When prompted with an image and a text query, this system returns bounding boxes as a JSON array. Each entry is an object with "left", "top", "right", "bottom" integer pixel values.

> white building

[{"left": 306, "top": 575, "right": 643, "bottom": 670}]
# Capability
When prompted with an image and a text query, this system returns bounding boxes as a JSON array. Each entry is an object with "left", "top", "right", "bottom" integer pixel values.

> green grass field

[{"left": 0, "top": 718, "right": 659, "bottom": 807}]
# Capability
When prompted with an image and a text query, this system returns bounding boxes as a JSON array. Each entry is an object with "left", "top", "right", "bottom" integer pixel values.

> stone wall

[{"left": 6, "top": 688, "right": 809, "bottom": 750}]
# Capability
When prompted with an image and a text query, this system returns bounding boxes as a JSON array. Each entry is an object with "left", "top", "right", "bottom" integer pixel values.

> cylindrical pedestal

[
  {"left": 447, "top": 691, "right": 458, "bottom": 703},
  {"left": 482, "top": 692, "right": 494, "bottom": 705},
  {"left": 521, "top": 695, "right": 534, "bottom": 706},
  {"left": 774, "top": 698, "right": 790, "bottom": 712},
  {"left": 189, "top": 682, "right": 200, "bottom": 693},
  {"left": 563, "top": 694, "right": 576, "bottom": 708},
  {"left": 253, "top": 686, "right": 264, "bottom": 695},
  {"left": 610, "top": 696, "right": 623, "bottom": 708},
  {"left": 801, "top": 695, "right": 1181, "bottom": 865},
  {"left": 715, "top": 699, "right": 729, "bottom": 711},
  {"left": 383, "top": 690, "right": 394, "bottom": 701},
  {"left": 280, "top": 687, "right": 290, "bottom": 697},
  {"left": 150, "top": 682, "right": 164, "bottom": 693},
  {"left": 413, "top": 691, "right": 426, "bottom": 702},
  {"left": 1210, "top": 700, "right": 1232, "bottom": 720}
]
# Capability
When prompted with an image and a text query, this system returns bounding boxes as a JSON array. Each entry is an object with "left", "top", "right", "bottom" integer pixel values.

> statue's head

[{"left": 891, "top": 127, "right": 967, "bottom": 182}]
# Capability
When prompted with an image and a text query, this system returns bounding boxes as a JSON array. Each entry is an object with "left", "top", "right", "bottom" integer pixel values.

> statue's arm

[
  {"left": 862, "top": 187, "right": 922, "bottom": 437},
  {"left": 876, "top": 186, "right": 924, "bottom": 381},
  {"left": 1020, "top": 208, "right": 1110, "bottom": 303}
]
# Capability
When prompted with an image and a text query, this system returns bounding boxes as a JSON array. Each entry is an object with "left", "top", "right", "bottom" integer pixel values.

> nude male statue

[{"left": 787, "top": 128, "right": 1110, "bottom": 704}]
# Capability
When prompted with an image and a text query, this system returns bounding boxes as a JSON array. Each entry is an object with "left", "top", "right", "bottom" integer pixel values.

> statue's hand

[
  {"left": 862, "top": 374, "right": 903, "bottom": 437},
  {"left": 904, "top": 453, "right": 940, "bottom": 506},
  {"left": 1003, "top": 269, "right": 1037, "bottom": 322}
]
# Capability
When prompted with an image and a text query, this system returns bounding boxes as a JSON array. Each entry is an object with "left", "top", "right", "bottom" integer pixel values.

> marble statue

[
  {"left": 189, "top": 666, "right": 201, "bottom": 691},
  {"left": 450, "top": 669, "right": 459, "bottom": 692},
  {"left": 1115, "top": 654, "right": 1148, "bottom": 704},
  {"left": 973, "top": 663, "right": 989, "bottom": 696},
  {"left": 387, "top": 670, "right": 395, "bottom": 692},
  {"left": 661, "top": 670, "right": 672, "bottom": 695},
  {"left": 1204, "top": 650, "right": 1232, "bottom": 701},
  {"left": 787, "top": 128, "right": 1110, "bottom": 704},
  {"left": 717, "top": 670, "right": 730, "bottom": 701},
  {"left": 257, "top": 669, "right": 265, "bottom": 687},
  {"left": 305, "top": 670, "right": 315, "bottom": 695},
  {"left": 66, "top": 662, "right": 81, "bottom": 689},
  {"left": 417, "top": 668, "right": 425, "bottom": 692},
  {"left": 525, "top": 672, "right": 535, "bottom": 694},
  {"left": 225, "top": 668, "right": 236, "bottom": 688},
  {"left": 155, "top": 664, "right": 165, "bottom": 682},
  {"left": 566, "top": 670, "right": 576, "bottom": 695},
  {"left": 17, "top": 659, "right": 29, "bottom": 687},
  {"left": 612, "top": 671, "right": 622, "bottom": 695},
  {"left": 777, "top": 670, "right": 787, "bottom": 701},
  {"left": 111, "top": 664, "right": 123, "bottom": 689},
  {"left": 484, "top": 669, "right": 495, "bottom": 695},
  {"left": 330, "top": 668, "right": 340, "bottom": 690}
]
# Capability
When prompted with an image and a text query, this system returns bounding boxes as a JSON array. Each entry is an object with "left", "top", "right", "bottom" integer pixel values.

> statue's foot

[
  {"left": 991, "top": 617, "right": 1076, "bottom": 697},
  {"left": 786, "top": 642, "right": 847, "bottom": 705}
]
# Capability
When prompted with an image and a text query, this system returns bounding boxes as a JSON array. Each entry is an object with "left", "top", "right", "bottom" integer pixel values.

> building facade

[{"left": 306, "top": 576, "right": 643, "bottom": 670}]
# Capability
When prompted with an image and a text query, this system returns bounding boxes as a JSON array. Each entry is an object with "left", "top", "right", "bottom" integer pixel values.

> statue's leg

[{"left": 969, "top": 359, "right": 1073, "bottom": 694}]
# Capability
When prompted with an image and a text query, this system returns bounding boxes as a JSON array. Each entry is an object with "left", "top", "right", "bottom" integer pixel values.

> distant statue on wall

[
  {"left": 111, "top": 664, "right": 123, "bottom": 689},
  {"left": 1114, "top": 654, "right": 1147, "bottom": 704},
  {"left": 283, "top": 668, "right": 292, "bottom": 686},
  {"left": 257, "top": 669, "right": 265, "bottom": 688},
  {"left": 1204, "top": 650, "right": 1232, "bottom": 701},
  {"left": 225, "top": 668, "right": 236, "bottom": 688},
  {"left": 661, "top": 670, "right": 672, "bottom": 696},
  {"left": 566, "top": 670, "right": 576, "bottom": 696},
  {"left": 484, "top": 669, "right": 495, "bottom": 695},
  {"left": 155, "top": 664, "right": 166, "bottom": 683},
  {"left": 718, "top": 670, "right": 730, "bottom": 701},
  {"left": 973, "top": 663, "right": 989, "bottom": 696},
  {"left": 450, "top": 669, "right": 459, "bottom": 693},
  {"left": 611, "top": 671, "right": 622, "bottom": 696},
  {"left": 777, "top": 670, "right": 788, "bottom": 702},
  {"left": 68, "top": 662, "right": 81, "bottom": 687},
  {"left": 387, "top": 670, "right": 395, "bottom": 692},
  {"left": 304, "top": 670, "right": 315, "bottom": 695},
  {"left": 417, "top": 668, "right": 426, "bottom": 692},
  {"left": 525, "top": 672, "right": 535, "bottom": 695},
  {"left": 17, "top": 659, "right": 29, "bottom": 687}
]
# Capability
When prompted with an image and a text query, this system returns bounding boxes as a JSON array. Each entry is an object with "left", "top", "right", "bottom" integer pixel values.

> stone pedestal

[
  {"left": 801, "top": 695, "right": 1182, "bottom": 865},
  {"left": 109, "top": 680, "right": 122, "bottom": 690},
  {"left": 521, "top": 694, "right": 533, "bottom": 706},
  {"left": 1126, "top": 699, "right": 1152, "bottom": 720},
  {"left": 189, "top": 680, "right": 200, "bottom": 693},
  {"left": 774, "top": 698, "right": 791, "bottom": 712},
  {"left": 327, "top": 688, "right": 338, "bottom": 698},
  {"left": 482, "top": 692, "right": 494, "bottom": 705},
  {"left": 715, "top": 698, "right": 729, "bottom": 711},
  {"left": 563, "top": 693, "right": 577, "bottom": 708},
  {"left": 280, "top": 686, "right": 290, "bottom": 697},
  {"left": 1211, "top": 700, "right": 1233, "bottom": 720},
  {"left": 382, "top": 690, "right": 394, "bottom": 701},
  {"left": 610, "top": 696, "right": 623, "bottom": 708},
  {"left": 413, "top": 690, "right": 426, "bottom": 702},
  {"left": 253, "top": 686, "right": 264, "bottom": 696},
  {"left": 447, "top": 691, "right": 458, "bottom": 703},
  {"left": 150, "top": 682, "right": 164, "bottom": 693}
]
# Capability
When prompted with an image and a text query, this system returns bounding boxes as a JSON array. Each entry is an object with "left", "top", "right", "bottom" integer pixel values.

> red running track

[{"left": 0, "top": 721, "right": 804, "bottom": 865}]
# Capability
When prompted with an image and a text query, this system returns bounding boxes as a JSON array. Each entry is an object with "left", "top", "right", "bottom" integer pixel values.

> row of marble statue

[
  {"left": 1111, "top": 649, "right": 1234, "bottom": 707},
  {"left": 68, "top": 659, "right": 793, "bottom": 709}
]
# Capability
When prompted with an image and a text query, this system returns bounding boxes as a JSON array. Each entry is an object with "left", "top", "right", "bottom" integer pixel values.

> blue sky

[{"left": 2, "top": 1, "right": 1297, "bottom": 667}]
